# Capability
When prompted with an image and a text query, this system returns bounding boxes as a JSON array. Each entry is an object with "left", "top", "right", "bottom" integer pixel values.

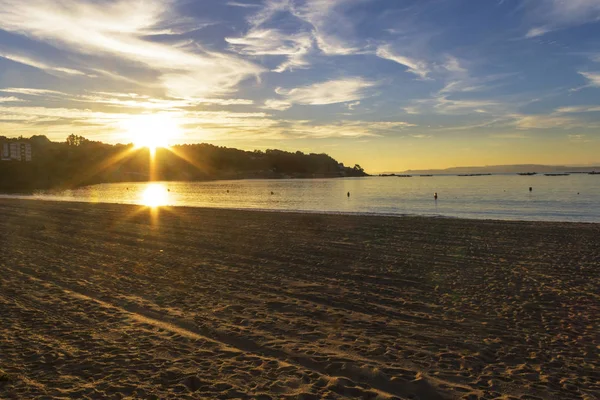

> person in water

[
  {"left": 529, "top": 187, "right": 532, "bottom": 192},
  {"left": 347, "top": 191, "right": 350, "bottom": 198},
  {"left": 434, "top": 192, "right": 438, "bottom": 200}
]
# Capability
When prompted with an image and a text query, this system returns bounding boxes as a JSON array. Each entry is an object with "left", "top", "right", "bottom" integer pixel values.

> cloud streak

[
  {"left": 525, "top": 0, "right": 600, "bottom": 37},
  {"left": 579, "top": 71, "right": 600, "bottom": 87},
  {"left": 0, "top": 96, "right": 25, "bottom": 103},
  {"left": 226, "top": 29, "right": 313, "bottom": 73},
  {"left": 556, "top": 105, "right": 600, "bottom": 113},
  {"left": 510, "top": 113, "right": 587, "bottom": 130},
  {"left": 0, "top": 0, "right": 264, "bottom": 98},
  {"left": 235, "top": 0, "right": 365, "bottom": 73},
  {"left": 274, "top": 77, "right": 377, "bottom": 106},
  {"left": 0, "top": 51, "right": 86, "bottom": 76},
  {"left": 376, "top": 46, "right": 429, "bottom": 79},
  {"left": 275, "top": 119, "right": 415, "bottom": 139},
  {"left": 290, "top": 0, "right": 363, "bottom": 56},
  {"left": 0, "top": 88, "right": 67, "bottom": 97}
]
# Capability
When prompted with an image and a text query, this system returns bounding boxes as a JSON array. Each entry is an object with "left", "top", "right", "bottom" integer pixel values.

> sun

[{"left": 124, "top": 114, "right": 181, "bottom": 152}]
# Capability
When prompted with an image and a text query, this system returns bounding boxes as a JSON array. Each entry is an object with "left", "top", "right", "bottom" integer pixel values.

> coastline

[
  {"left": 0, "top": 173, "right": 370, "bottom": 194},
  {"left": 1, "top": 194, "right": 599, "bottom": 224},
  {"left": 0, "top": 198, "right": 598, "bottom": 399}
]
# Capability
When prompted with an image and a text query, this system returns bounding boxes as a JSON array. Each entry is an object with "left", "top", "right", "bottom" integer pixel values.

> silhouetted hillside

[{"left": 0, "top": 135, "right": 368, "bottom": 192}]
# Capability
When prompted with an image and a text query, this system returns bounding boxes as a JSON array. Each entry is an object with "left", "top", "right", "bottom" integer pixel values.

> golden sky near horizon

[{"left": 1, "top": 0, "right": 599, "bottom": 171}]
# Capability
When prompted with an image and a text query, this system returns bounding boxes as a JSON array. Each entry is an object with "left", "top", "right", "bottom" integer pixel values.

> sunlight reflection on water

[
  {"left": 140, "top": 183, "right": 170, "bottom": 207},
  {"left": 5, "top": 175, "right": 600, "bottom": 222}
]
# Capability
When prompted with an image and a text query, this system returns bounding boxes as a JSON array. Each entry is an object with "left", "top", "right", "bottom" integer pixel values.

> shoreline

[
  {"left": 0, "top": 195, "right": 598, "bottom": 225},
  {"left": 1, "top": 199, "right": 598, "bottom": 399},
  {"left": 0, "top": 174, "right": 371, "bottom": 194}
]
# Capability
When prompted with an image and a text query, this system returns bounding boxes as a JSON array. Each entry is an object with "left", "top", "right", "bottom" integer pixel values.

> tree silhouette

[
  {"left": 66, "top": 134, "right": 89, "bottom": 146},
  {"left": 0, "top": 137, "right": 369, "bottom": 191}
]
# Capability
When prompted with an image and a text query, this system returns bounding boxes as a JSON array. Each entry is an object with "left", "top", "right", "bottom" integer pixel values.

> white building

[
  {"left": 22, "top": 143, "right": 32, "bottom": 162},
  {"left": 1, "top": 143, "right": 9, "bottom": 160},
  {"left": 9, "top": 143, "right": 20, "bottom": 160},
  {"left": 1, "top": 142, "right": 32, "bottom": 162}
]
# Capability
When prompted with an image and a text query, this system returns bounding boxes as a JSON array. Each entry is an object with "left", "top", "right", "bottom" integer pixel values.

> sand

[{"left": 0, "top": 199, "right": 598, "bottom": 400}]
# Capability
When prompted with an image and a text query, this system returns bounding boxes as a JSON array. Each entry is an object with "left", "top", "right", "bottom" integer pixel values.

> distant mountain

[{"left": 396, "top": 164, "right": 600, "bottom": 175}]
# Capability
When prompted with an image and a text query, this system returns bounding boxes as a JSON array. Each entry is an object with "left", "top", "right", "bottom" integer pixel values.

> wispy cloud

[
  {"left": 489, "top": 133, "right": 529, "bottom": 139},
  {"left": 376, "top": 45, "right": 429, "bottom": 79},
  {"left": 437, "top": 57, "right": 512, "bottom": 95},
  {"left": 251, "top": 0, "right": 366, "bottom": 56},
  {"left": 0, "top": 96, "right": 25, "bottom": 103},
  {"left": 0, "top": 0, "right": 264, "bottom": 98},
  {"left": 556, "top": 105, "right": 600, "bottom": 113},
  {"left": 226, "top": 29, "right": 313, "bottom": 73},
  {"left": 435, "top": 97, "right": 501, "bottom": 114},
  {"left": 0, "top": 51, "right": 86, "bottom": 76},
  {"left": 0, "top": 104, "right": 278, "bottom": 142},
  {"left": 525, "top": 27, "right": 552, "bottom": 38},
  {"left": 579, "top": 71, "right": 600, "bottom": 87},
  {"left": 402, "top": 54, "right": 517, "bottom": 120},
  {"left": 1, "top": 100, "right": 413, "bottom": 142},
  {"left": 277, "top": 119, "right": 415, "bottom": 139},
  {"left": 227, "top": 1, "right": 262, "bottom": 8},
  {"left": 275, "top": 77, "right": 377, "bottom": 106},
  {"left": 77, "top": 94, "right": 254, "bottom": 109},
  {"left": 442, "top": 56, "right": 468, "bottom": 74},
  {"left": 437, "top": 55, "right": 470, "bottom": 93},
  {"left": 347, "top": 101, "right": 360, "bottom": 110},
  {"left": 263, "top": 99, "right": 292, "bottom": 111},
  {"left": 231, "top": 0, "right": 364, "bottom": 73},
  {"left": 438, "top": 81, "right": 487, "bottom": 94},
  {"left": 568, "top": 134, "right": 592, "bottom": 142},
  {"left": 524, "top": 0, "right": 600, "bottom": 38},
  {"left": 183, "top": 118, "right": 415, "bottom": 141},
  {"left": 0, "top": 105, "right": 127, "bottom": 122},
  {"left": 0, "top": 88, "right": 67, "bottom": 97},
  {"left": 0, "top": 88, "right": 254, "bottom": 110},
  {"left": 291, "top": 0, "right": 363, "bottom": 56},
  {"left": 410, "top": 95, "right": 502, "bottom": 116},
  {"left": 510, "top": 113, "right": 583, "bottom": 129}
]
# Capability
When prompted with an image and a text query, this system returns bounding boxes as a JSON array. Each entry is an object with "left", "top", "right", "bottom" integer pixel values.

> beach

[{"left": 0, "top": 199, "right": 598, "bottom": 400}]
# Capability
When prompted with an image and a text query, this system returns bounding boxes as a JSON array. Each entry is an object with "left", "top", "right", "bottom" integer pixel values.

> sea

[{"left": 2, "top": 174, "right": 599, "bottom": 223}]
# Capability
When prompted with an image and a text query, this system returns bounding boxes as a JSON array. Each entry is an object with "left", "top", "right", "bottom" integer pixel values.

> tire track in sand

[{"left": 8, "top": 265, "right": 450, "bottom": 400}]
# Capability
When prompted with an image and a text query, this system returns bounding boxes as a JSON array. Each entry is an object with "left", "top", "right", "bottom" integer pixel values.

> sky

[{"left": 0, "top": 0, "right": 600, "bottom": 172}]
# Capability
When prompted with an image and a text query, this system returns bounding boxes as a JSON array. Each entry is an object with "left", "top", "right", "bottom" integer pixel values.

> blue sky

[{"left": 0, "top": 0, "right": 599, "bottom": 171}]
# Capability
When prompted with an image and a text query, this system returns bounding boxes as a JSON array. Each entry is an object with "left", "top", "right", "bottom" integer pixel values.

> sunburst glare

[
  {"left": 141, "top": 183, "right": 169, "bottom": 207},
  {"left": 123, "top": 114, "right": 181, "bottom": 153}
]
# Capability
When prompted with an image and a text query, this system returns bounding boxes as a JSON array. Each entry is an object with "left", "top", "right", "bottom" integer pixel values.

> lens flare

[
  {"left": 123, "top": 114, "right": 181, "bottom": 153},
  {"left": 141, "top": 183, "right": 169, "bottom": 207}
]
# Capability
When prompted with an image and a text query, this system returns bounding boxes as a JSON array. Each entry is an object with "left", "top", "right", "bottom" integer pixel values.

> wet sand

[{"left": 0, "top": 199, "right": 598, "bottom": 400}]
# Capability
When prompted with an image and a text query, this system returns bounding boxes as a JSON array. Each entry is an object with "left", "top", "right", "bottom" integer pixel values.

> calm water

[{"left": 3, "top": 175, "right": 599, "bottom": 222}]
